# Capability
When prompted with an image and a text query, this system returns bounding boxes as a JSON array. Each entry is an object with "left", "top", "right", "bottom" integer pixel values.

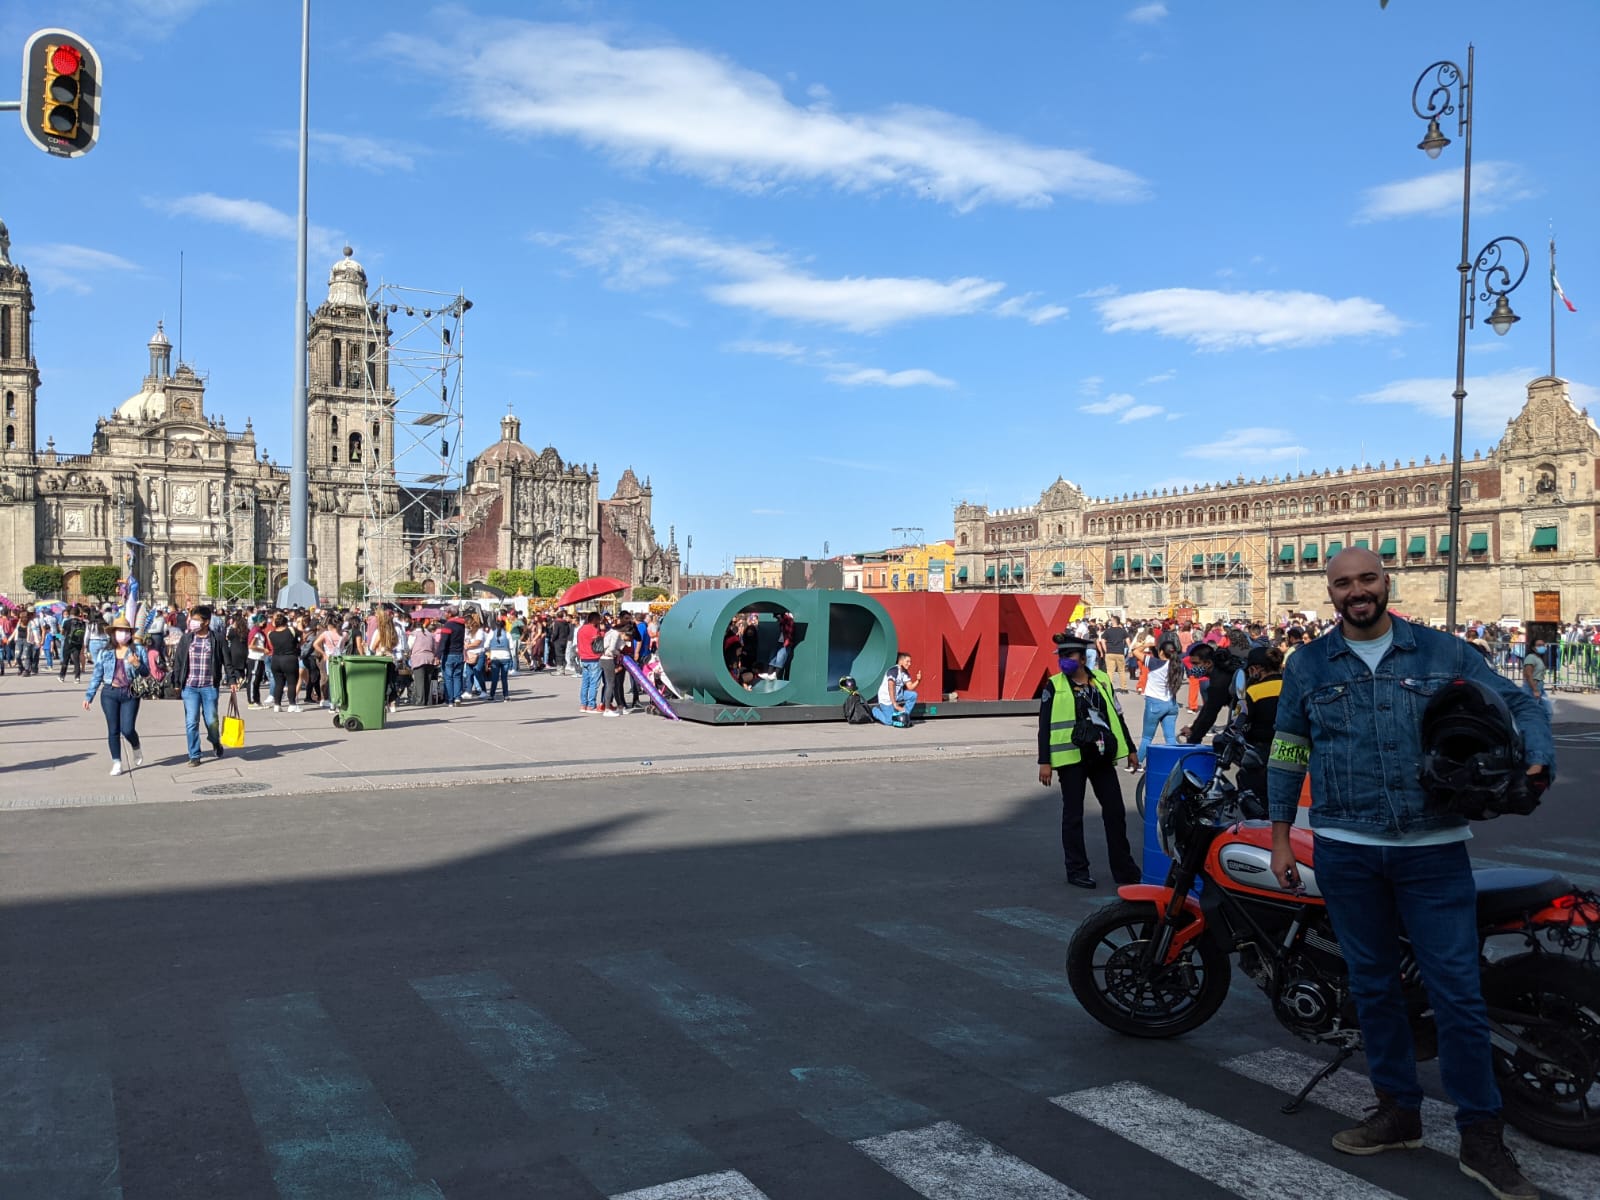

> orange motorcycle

[{"left": 1065, "top": 728, "right": 1600, "bottom": 1149}]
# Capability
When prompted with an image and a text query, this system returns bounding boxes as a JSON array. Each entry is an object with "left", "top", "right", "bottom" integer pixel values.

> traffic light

[{"left": 20, "top": 28, "right": 102, "bottom": 158}]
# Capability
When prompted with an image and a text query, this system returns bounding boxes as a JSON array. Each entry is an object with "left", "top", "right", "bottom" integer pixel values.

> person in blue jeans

[
  {"left": 1267, "top": 548, "right": 1550, "bottom": 1200},
  {"left": 872, "top": 652, "right": 919, "bottom": 726},
  {"left": 1135, "top": 639, "right": 1184, "bottom": 769},
  {"left": 484, "top": 625, "right": 512, "bottom": 701},
  {"left": 170, "top": 604, "right": 234, "bottom": 767}
]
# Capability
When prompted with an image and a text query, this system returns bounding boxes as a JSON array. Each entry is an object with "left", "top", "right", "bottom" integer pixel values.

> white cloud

[
  {"left": 1078, "top": 375, "right": 1104, "bottom": 396},
  {"left": 19, "top": 243, "right": 140, "bottom": 293},
  {"left": 1184, "top": 427, "right": 1309, "bottom": 463},
  {"left": 1143, "top": 369, "right": 1177, "bottom": 384},
  {"left": 1118, "top": 404, "right": 1165, "bottom": 422},
  {"left": 268, "top": 131, "right": 420, "bottom": 173},
  {"left": 1127, "top": 3, "right": 1168, "bottom": 23},
  {"left": 548, "top": 207, "right": 1044, "bottom": 332},
  {"left": 1355, "top": 161, "right": 1530, "bottom": 222},
  {"left": 1098, "top": 287, "right": 1403, "bottom": 349},
  {"left": 382, "top": 22, "right": 1146, "bottom": 210},
  {"left": 1077, "top": 284, "right": 1120, "bottom": 299},
  {"left": 152, "top": 194, "right": 343, "bottom": 258},
  {"left": 994, "top": 294, "right": 1069, "bottom": 324},
  {"left": 1357, "top": 368, "right": 1600, "bottom": 436},
  {"left": 826, "top": 366, "right": 956, "bottom": 389},
  {"left": 726, "top": 339, "right": 811, "bottom": 361},
  {"left": 1080, "top": 392, "right": 1135, "bottom": 415}
]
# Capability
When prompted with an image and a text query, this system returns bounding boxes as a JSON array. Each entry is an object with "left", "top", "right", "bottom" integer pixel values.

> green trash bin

[{"left": 330, "top": 654, "right": 392, "bottom": 732}]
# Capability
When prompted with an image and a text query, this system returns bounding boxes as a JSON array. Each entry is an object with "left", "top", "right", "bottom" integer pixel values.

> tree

[
  {"left": 208, "top": 563, "right": 268, "bottom": 601},
  {"left": 487, "top": 568, "right": 537, "bottom": 595},
  {"left": 21, "top": 563, "right": 63, "bottom": 596},
  {"left": 393, "top": 580, "right": 425, "bottom": 596},
  {"left": 632, "top": 585, "right": 669, "bottom": 602},
  {"left": 79, "top": 564, "right": 121, "bottom": 601},
  {"left": 533, "top": 565, "right": 579, "bottom": 599},
  {"left": 338, "top": 580, "right": 368, "bottom": 604}
]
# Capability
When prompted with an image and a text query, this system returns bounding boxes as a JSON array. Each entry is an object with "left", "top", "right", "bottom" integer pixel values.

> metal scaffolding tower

[
  {"left": 360, "top": 283, "right": 470, "bottom": 598},
  {"left": 213, "top": 482, "right": 260, "bottom": 604}
]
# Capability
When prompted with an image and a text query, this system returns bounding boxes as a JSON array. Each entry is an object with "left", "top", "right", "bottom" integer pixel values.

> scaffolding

[
  {"left": 1103, "top": 529, "right": 1273, "bottom": 622},
  {"left": 360, "top": 284, "right": 470, "bottom": 598},
  {"left": 212, "top": 482, "right": 260, "bottom": 604}
]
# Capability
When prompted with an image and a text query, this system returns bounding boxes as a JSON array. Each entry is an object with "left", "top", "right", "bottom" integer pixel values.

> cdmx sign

[{"left": 657, "top": 589, "right": 1081, "bottom": 709}]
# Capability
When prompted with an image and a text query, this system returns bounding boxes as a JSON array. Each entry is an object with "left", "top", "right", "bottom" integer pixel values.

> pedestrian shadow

[
  {"left": 231, "top": 740, "right": 345, "bottom": 762},
  {"left": 0, "top": 716, "right": 66, "bottom": 728},
  {"left": 7, "top": 751, "right": 94, "bottom": 771}
]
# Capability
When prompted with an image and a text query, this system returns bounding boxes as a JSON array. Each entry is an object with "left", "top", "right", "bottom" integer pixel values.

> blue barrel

[{"left": 1142, "top": 744, "right": 1215, "bottom": 884}]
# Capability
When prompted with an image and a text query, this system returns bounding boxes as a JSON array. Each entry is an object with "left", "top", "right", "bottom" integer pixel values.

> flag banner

[{"left": 1553, "top": 268, "right": 1577, "bottom": 313}]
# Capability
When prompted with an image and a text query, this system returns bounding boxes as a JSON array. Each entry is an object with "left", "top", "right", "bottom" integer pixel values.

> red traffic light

[{"left": 50, "top": 44, "right": 81, "bottom": 75}]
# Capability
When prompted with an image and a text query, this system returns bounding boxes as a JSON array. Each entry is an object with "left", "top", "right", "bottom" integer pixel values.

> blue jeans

[
  {"left": 442, "top": 654, "right": 465, "bottom": 704},
  {"left": 485, "top": 659, "right": 509, "bottom": 699},
  {"left": 1137, "top": 695, "right": 1180, "bottom": 762},
  {"left": 1313, "top": 837, "right": 1500, "bottom": 1127},
  {"left": 100, "top": 688, "right": 141, "bottom": 761},
  {"left": 872, "top": 689, "right": 915, "bottom": 725},
  {"left": 181, "top": 685, "right": 220, "bottom": 762},
  {"left": 579, "top": 660, "right": 602, "bottom": 708}
]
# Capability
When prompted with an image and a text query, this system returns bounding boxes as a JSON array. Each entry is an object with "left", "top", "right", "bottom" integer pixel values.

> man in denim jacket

[{"left": 1267, "top": 548, "right": 1552, "bottom": 1199}]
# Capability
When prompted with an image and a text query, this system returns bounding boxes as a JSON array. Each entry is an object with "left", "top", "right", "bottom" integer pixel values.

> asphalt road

[{"left": 3, "top": 738, "right": 1598, "bottom": 1200}]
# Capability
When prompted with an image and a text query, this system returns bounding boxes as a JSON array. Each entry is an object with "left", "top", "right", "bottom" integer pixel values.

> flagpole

[{"left": 1550, "top": 228, "right": 1556, "bottom": 378}]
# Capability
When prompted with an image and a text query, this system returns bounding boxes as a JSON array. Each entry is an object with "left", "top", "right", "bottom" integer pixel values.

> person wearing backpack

[
  {"left": 576, "top": 611, "right": 605, "bottom": 713},
  {"left": 59, "top": 605, "right": 87, "bottom": 683}
]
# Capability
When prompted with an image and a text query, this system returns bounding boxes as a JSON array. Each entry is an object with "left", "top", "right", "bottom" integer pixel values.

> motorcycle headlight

[{"left": 1156, "top": 763, "right": 1207, "bottom": 857}]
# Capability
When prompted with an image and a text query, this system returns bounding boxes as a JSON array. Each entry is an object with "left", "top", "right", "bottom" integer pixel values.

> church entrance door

[
  {"left": 171, "top": 561, "right": 200, "bottom": 608},
  {"left": 62, "top": 570, "right": 81, "bottom": 604}
]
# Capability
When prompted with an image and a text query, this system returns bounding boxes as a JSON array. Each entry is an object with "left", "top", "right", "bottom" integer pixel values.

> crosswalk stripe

[
  {"left": 862, "top": 919, "right": 1079, "bottom": 1008},
  {"left": 853, "top": 1121, "right": 1090, "bottom": 1200},
  {"left": 585, "top": 948, "right": 935, "bottom": 1141},
  {"left": 735, "top": 933, "right": 1061, "bottom": 1092},
  {"left": 412, "top": 971, "right": 723, "bottom": 1197},
  {"left": 0, "top": 1018, "right": 122, "bottom": 1200},
  {"left": 226, "top": 993, "right": 444, "bottom": 1200},
  {"left": 608, "top": 1168, "right": 773, "bottom": 1200},
  {"left": 1223, "top": 1046, "right": 1600, "bottom": 1200},
  {"left": 976, "top": 907, "right": 1080, "bottom": 943},
  {"left": 1051, "top": 1081, "right": 1403, "bottom": 1200}
]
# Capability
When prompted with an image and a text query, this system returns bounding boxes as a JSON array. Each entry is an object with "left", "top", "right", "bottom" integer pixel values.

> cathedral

[{"left": 0, "top": 219, "right": 679, "bottom": 606}]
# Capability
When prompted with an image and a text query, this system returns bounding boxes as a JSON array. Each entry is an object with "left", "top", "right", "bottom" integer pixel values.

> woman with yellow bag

[{"left": 81, "top": 615, "right": 150, "bottom": 776}]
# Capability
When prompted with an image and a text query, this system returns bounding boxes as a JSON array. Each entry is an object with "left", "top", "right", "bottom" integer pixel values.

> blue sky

[{"left": 2, "top": 0, "right": 1597, "bottom": 574}]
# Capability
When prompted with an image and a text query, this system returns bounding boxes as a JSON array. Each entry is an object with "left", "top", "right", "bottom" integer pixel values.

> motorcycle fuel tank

[{"left": 1215, "top": 838, "right": 1323, "bottom": 898}]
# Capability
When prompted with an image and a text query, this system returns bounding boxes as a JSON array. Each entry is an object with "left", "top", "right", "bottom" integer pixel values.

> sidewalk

[{"left": 0, "top": 668, "right": 1037, "bottom": 811}]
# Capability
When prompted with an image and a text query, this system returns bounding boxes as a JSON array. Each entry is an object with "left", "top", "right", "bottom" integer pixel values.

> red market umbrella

[{"left": 554, "top": 575, "right": 630, "bottom": 608}]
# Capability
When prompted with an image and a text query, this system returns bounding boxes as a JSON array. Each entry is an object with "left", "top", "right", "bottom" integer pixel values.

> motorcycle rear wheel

[
  {"left": 1481, "top": 953, "right": 1600, "bottom": 1151},
  {"left": 1066, "top": 899, "right": 1231, "bottom": 1037}
]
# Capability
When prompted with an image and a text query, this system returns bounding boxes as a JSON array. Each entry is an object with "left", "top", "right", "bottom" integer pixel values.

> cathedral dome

[
  {"left": 116, "top": 388, "right": 167, "bottom": 423},
  {"left": 327, "top": 245, "right": 368, "bottom": 308},
  {"left": 474, "top": 408, "right": 535, "bottom": 468}
]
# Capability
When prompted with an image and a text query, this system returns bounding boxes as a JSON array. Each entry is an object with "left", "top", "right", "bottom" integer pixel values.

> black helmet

[
  {"left": 838, "top": 675, "right": 858, "bottom": 691},
  {"left": 1418, "top": 678, "right": 1536, "bottom": 819}
]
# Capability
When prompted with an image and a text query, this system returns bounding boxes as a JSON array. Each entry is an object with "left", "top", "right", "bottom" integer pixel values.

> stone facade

[
  {"left": 0, "top": 218, "right": 679, "bottom": 606},
  {"left": 951, "top": 376, "right": 1600, "bottom": 626}
]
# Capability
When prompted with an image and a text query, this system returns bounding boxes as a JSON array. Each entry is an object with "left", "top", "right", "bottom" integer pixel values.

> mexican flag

[{"left": 1553, "top": 267, "right": 1577, "bottom": 313}]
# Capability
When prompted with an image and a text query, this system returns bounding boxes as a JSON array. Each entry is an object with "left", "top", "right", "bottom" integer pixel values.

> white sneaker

[
  {"left": 288, "top": 704, "right": 303, "bottom": 713},
  {"left": 110, "top": 760, "right": 123, "bottom": 776},
  {"left": 387, "top": 702, "right": 396, "bottom": 714},
  {"left": 602, "top": 709, "right": 620, "bottom": 718},
  {"left": 133, "top": 749, "right": 144, "bottom": 766}
]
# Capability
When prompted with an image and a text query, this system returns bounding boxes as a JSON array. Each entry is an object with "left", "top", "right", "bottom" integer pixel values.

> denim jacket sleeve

[
  {"left": 1266, "top": 650, "right": 1311, "bottom": 823},
  {"left": 1460, "top": 636, "right": 1557, "bottom": 775}
]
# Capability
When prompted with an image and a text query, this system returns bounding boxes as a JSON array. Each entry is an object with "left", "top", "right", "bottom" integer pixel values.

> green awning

[
  {"left": 1130, "top": 554, "right": 1144, "bottom": 569},
  {"left": 984, "top": 565, "right": 995, "bottom": 579},
  {"left": 1210, "top": 553, "right": 1226, "bottom": 564},
  {"left": 1191, "top": 554, "right": 1205, "bottom": 566},
  {"left": 1378, "top": 538, "right": 1397, "bottom": 557},
  {"left": 1355, "top": 539, "right": 1370, "bottom": 550},
  {"left": 957, "top": 566, "right": 969, "bottom": 580},
  {"left": 1407, "top": 536, "right": 1426, "bottom": 555},
  {"left": 1532, "top": 527, "right": 1559, "bottom": 549},
  {"left": 1302, "top": 544, "right": 1319, "bottom": 560},
  {"left": 1229, "top": 552, "right": 1242, "bottom": 563},
  {"left": 1149, "top": 554, "right": 1163, "bottom": 569},
  {"left": 1013, "top": 562, "right": 1025, "bottom": 578},
  {"left": 1279, "top": 545, "right": 1295, "bottom": 562},
  {"left": 1326, "top": 540, "right": 1343, "bottom": 557},
  {"left": 1112, "top": 556, "right": 1126, "bottom": 571},
  {"left": 999, "top": 564, "right": 1010, "bottom": 579},
  {"left": 1437, "top": 535, "right": 1452, "bottom": 553},
  {"left": 1468, "top": 532, "right": 1488, "bottom": 553},
  {"left": 1051, "top": 561, "right": 1065, "bottom": 576}
]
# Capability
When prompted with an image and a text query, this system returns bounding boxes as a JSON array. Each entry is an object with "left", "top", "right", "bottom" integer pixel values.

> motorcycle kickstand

[{"left": 1281, "top": 1045, "right": 1355, "bottom": 1115}]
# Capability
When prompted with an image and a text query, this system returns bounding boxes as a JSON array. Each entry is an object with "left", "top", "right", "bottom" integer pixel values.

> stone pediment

[
  {"left": 1500, "top": 377, "right": 1599, "bottom": 460},
  {"left": 1039, "top": 476, "right": 1086, "bottom": 511}
]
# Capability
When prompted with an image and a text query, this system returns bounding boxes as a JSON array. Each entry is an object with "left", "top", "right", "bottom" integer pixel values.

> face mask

[
  {"left": 189, "top": 619, "right": 203, "bottom": 632},
  {"left": 1059, "top": 657, "right": 1081, "bottom": 675},
  {"left": 114, "top": 631, "right": 131, "bottom": 645}
]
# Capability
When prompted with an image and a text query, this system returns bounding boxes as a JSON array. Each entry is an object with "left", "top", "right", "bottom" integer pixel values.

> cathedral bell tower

[
  {"left": 0, "top": 218, "right": 41, "bottom": 465},
  {"left": 308, "top": 247, "right": 392, "bottom": 490}
]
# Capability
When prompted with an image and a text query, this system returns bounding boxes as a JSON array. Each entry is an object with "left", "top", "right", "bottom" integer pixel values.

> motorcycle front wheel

[
  {"left": 1066, "top": 899, "right": 1231, "bottom": 1037},
  {"left": 1481, "top": 953, "right": 1600, "bottom": 1151}
]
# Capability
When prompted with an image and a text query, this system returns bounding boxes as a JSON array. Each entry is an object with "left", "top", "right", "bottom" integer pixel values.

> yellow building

[
  {"left": 856, "top": 542, "right": 957, "bottom": 592},
  {"left": 732, "top": 555, "right": 784, "bottom": 589}
]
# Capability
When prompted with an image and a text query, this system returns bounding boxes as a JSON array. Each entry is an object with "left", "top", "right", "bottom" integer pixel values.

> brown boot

[
  {"left": 1459, "top": 1119, "right": 1538, "bottom": 1200},
  {"left": 1330, "top": 1092, "right": 1424, "bottom": 1156}
]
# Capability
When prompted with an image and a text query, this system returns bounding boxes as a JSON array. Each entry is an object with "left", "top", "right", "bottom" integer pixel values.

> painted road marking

[
  {"left": 226, "top": 993, "right": 444, "bottom": 1200},
  {"left": 1475, "top": 850, "right": 1600, "bottom": 892},
  {"left": 1051, "top": 1081, "right": 1402, "bottom": 1200},
  {"left": 608, "top": 1168, "right": 773, "bottom": 1200},
  {"left": 976, "top": 907, "right": 1080, "bottom": 943},
  {"left": 412, "top": 971, "right": 723, "bottom": 1197},
  {"left": 735, "top": 932, "right": 1062, "bottom": 1092},
  {"left": 1223, "top": 1046, "right": 1600, "bottom": 1200},
  {"left": 0, "top": 1018, "right": 122, "bottom": 1200},
  {"left": 854, "top": 1121, "right": 1089, "bottom": 1200},
  {"left": 862, "top": 919, "right": 1080, "bottom": 1009},
  {"left": 585, "top": 948, "right": 934, "bottom": 1141}
]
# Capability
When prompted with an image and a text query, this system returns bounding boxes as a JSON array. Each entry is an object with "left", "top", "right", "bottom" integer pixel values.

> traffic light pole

[{"left": 277, "top": 0, "right": 318, "bottom": 609}]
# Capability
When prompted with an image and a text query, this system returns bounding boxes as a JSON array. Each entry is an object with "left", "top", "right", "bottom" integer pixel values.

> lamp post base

[{"left": 276, "top": 580, "right": 319, "bottom": 608}]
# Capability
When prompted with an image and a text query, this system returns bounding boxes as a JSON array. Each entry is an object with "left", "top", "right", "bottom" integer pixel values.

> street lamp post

[{"left": 1411, "top": 48, "right": 1528, "bottom": 633}]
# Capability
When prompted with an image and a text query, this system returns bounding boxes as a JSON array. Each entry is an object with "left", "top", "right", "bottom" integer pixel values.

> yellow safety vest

[{"left": 1047, "top": 670, "right": 1130, "bottom": 768}]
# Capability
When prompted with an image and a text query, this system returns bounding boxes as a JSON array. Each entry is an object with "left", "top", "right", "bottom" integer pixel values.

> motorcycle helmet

[
  {"left": 838, "top": 675, "right": 858, "bottom": 692},
  {"left": 1417, "top": 678, "right": 1537, "bottom": 819}
]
